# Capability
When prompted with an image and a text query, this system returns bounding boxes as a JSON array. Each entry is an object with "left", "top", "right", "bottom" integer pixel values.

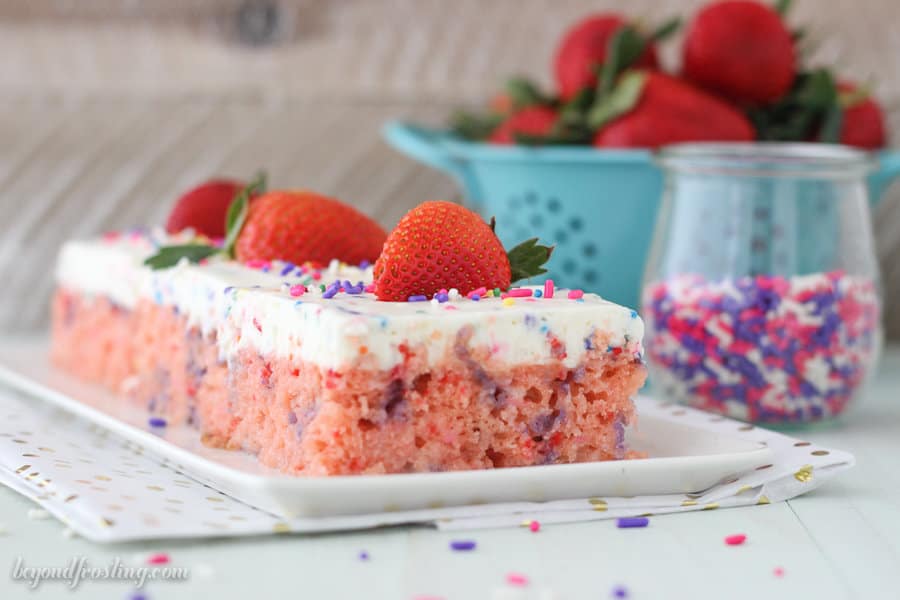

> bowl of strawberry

[{"left": 384, "top": 0, "right": 900, "bottom": 311}]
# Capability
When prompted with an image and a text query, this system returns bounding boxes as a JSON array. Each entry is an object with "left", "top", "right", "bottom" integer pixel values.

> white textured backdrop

[{"left": 1, "top": 0, "right": 899, "bottom": 335}]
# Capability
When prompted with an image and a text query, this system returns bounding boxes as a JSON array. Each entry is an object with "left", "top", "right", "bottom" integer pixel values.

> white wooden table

[{"left": 0, "top": 348, "right": 898, "bottom": 600}]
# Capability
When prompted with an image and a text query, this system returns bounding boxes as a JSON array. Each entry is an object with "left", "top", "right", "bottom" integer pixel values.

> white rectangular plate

[{"left": 0, "top": 340, "right": 771, "bottom": 518}]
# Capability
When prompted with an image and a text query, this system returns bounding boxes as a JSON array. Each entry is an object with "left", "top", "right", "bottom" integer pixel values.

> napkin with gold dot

[{"left": 0, "top": 385, "right": 854, "bottom": 542}]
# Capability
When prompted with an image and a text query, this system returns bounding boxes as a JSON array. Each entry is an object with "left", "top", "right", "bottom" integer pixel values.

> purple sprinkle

[
  {"left": 280, "top": 262, "right": 295, "bottom": 276},
  {"left": 287, "top": 412, "right": 298, "bottom": 424},
  {"left": 612, "top": 584, "right": 629, "bottom": 598},
  {"left": 408, "top": 295, "right": 428, "bottom": 302},
  {"left": 223, "top": 286, "right": 234, "bottom": 293},
  {"left": 148, "top": 417, "right": 167, "bottom": 428},
  {"left": 358, "top": 550, "right": 369, "bottom": 561},
  {"left": 616, "top": 517, "right": 649, "bottom": 528},
  {"left": 435, "top": 293, "right": 449, "bottom": 303},
  {"left": 450, "top": 540, "right": 476, "bottom": 551},
  {"left": 359, "top": 260, "right": 371, "bottom": 269},
  {"left": 322, "top": 283, "right": 341, "bottom": 299},
  {"left": 471, "top": 294, "right": 480, "bottom": 301},
  {"left": 128, "top": 592, "right": 148, "bottom": 600}
]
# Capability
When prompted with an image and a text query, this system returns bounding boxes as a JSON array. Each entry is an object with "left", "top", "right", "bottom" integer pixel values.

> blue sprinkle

[
  {"left": 261, "top": 266, "right": 270, "bottom": 273},
  {"left": 408, "top": 295, "right": 428, "bottom": 302},
  {"left": 576, "top": 298, "right": 585, "bottom": 303},
  {"left": 449, "top": 540, "right": 476, "bottom": 551},
  {"left": 294, "top": 300, "right": 303, "bottom": 306},
  {"left": 471, "top": 294, "right": 481, "bottom": 301},
  {"left": 223, "top": 286, "right": 234, "bottom": 294},
  {"left": 584, "top": 337, "right": 594, "bottom": 350},
  {"left": 630, "top": 310, "right": 638, "bottom": 319},
  {"left": 616, "top": 517, "right": 649, "bottom": 528},
  {"left": 280, "top": 262, "right": 295, "bottom": 276},
  {"left": 534, "top": 289, "right": 543, "bottom": 298},
  {"left": 359, "top": 260, "right": 371, "bottom": 269},
  {"left": 148, "top": 417, "right": 167, "bottom": 428},
  {"left": 539, "top": 324, "right": 549, "bottom": 334}
]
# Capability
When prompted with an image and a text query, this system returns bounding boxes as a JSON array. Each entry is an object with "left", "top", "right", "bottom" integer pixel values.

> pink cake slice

[{"left": 51, "top": 232, "right": 647, "bottom": 475}]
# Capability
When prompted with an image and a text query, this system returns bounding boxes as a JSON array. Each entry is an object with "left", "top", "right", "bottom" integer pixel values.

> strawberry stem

[
  {"left": 507, "top": 238, "right": 554, "bottom": 283},
  {"left": 223, "top": 171, "right": 267, "bottom": 258}
]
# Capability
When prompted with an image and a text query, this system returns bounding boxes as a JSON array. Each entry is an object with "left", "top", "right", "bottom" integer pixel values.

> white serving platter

[{"left": 0, "top": 340, "right": 772, "bottom": 518}]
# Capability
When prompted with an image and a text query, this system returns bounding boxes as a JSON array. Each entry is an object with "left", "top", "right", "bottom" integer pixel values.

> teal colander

[{"left": 384, "top": 122, "right": 900, "bottom": 310}]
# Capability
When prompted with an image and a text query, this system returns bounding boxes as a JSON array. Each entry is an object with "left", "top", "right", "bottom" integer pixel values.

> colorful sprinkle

[
  {"left": 245, "top": 259, "right": 269, "bottom": 270},
  {"left": 724, "top": 534, "right": 747, "bottom": 546},
  {"left": 408, "top": 295, "right": 428, "bottom": 302},
  {"left": 505, "top": 572, "right": 529, "bottom": 587},
  {"left": 148, "top": 417, "right": 167, "bottom": 428},
  {"left": 127, "top": 592, "right": 148, "bottom": 600},
  {"left": 493, "top": 288, "right": 502, "bottom": 297},
  {"left": 544, "top": 279, "right": 555, "bottom": 299},
  {"left": 449, "top": 540, "right": 476, "bottom": 551},
  {"left": 289, "top": 284, "right": 307, "bottom": 297},
  {"left": 773, "top": 566, "right": 785, "bottom": 577},
  {"left": 567, "top": 289, "right": 584, "bottom": 300},
  {"left": 534, "top": 289, "right": 543, "bottom": 298},
  {"left": 322, "top": 283, "right": 341, "bottom": 299},
  {"left": 611, "top": 584, "right": 629, "bottom": 598},
  {"left": 435, "top": 292, "right": 450, "bottom": 303},
  {"left": 507, "top": 288, "right": 533, "bottom": 298},
  {"left": 358, "top": 551, "right": 369, "bottom": 561},
  {"left": 643, "top": 272, "right": 879, "bottom": 423},
  {"left": 279, "top": 262, "right": 296, "bottom": 276},
  {"left": 469, "top": 287, "right": 487, "bottom": 298},
  {"left": 616, "top": 517, "right": 649, "bottom": 528},
  {"left": 146, "top": 553, "right": 170, "bottom": 565},
  {"left": 470, "top": 294, "right": 481, "bottom": 302},
  {"left": 359, "top": 260, "right": 371, "bottom": 269},
  {"left": 528, "top": 520, "right": 541, "bottom": 533},
  {"left": 502, "top": 298, "right": 515, "bottom": 307}
]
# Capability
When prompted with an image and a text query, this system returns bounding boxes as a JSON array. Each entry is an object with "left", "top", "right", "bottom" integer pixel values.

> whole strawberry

[
  {"left": 165, "top": 179, "right": 247, "bottom": 238},
  {"left": 836, "top": 82, "right": 886, "bottom": 150},
  {"left": 683, "top": 0, "right": 795, "bottom": 105},
  {"left": 554, "top": 14, "right": 660, "bottom": 101},
  {"left": 235, "top": 191, "right": 387, "bottom": 266},
  {"left": 592, "top": 71, "right": 755, "bottom": 148},
  {"left": 489, "top": 106, "right": 558, "bottom": 145},
  {"left": 373, "top": 201, "right": 552, "bottom": 301}
]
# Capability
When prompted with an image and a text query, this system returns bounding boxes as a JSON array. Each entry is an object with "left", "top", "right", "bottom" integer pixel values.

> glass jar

[{"left": 642, "top": 143, "right": 883, "bottom": 425}]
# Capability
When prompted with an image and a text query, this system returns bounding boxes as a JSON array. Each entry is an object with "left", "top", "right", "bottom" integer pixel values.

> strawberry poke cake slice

[{"left": 51, "top": 181, "right": 647, "bottom": 476}]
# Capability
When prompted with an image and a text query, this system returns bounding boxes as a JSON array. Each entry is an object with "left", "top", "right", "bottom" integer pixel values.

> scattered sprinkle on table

[
  {"left": 616, "top": 517, "right": 649, "bottom": 528},
  {"left": 724, "top": 534, "right": 747, "bottom": 546},
  {"left": 505, "top": 572, "right": 529, "bottom": 587},
  {"left": 128, "top": 592, "right": 148, "bottom": 600},
  {"left": 528, "top": 520, "right": 541, "bottom": 533},
  {"left": 449, "top": 540, "right": 477, "bottom": 551},
  {"left": 773, "top": 567, "right": 785, "bottom": 577},
  {"left": 358, "top": 550, "right": 370, "bottom": 561},
  {"left": 146, "top": 552, "right": 170, "bottom": 565},
  {"left": 611, "top": 584, "right": 629, "bottom": 598},
  {"left": 27, "top": 508, "right": 50, "bottom": 520},
  {"left": 148, "top": 417, "right": 167, "bottom": 428}
]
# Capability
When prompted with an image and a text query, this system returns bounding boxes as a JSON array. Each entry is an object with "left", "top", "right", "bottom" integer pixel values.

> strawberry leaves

[
  {"left": 588, "top": 70, "right": 647, "bottom": 129},
  {"left": 508, "top": 238, "right": 554, "bottom": 283},
  {"left": 144, "top": 171, "right": 267, "bottom": 270},
  {"left": 747, "top": 69, "right": 842, "bottom": 142}
]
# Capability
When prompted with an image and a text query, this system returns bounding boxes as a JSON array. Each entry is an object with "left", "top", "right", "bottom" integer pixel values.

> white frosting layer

[{"left": 56, "top": 234, "right": 644, "bottom": 370}]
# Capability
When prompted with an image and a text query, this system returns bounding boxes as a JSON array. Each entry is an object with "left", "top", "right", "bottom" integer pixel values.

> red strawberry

[
  {"left": 683, "top": 0, "right": 795, "bottom": 105},
  {"left": 554, "top": 14, "right": 659, "bottom": 101},
  {"left": 593, "top": 71, "right": 755, "bottom": 148},
  {"left": 489, "top": 106, "right": 558, "bottom": 145},
  {"left": 165, "top": 179, "right": 247, "bottom": 238},
  {"left": 836, "top": 82, "right": 886, "bottom": 150},
  {"left": 373, "top": 201, "right": 552, "bottom": 301},
  {"left": 235, "top": 191, "right": 387, "bottom": 266}
]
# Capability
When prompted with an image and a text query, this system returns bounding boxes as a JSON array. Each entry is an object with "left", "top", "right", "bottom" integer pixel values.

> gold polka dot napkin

[{"left": 0, "top": 387, "right": 853, "bottom": 542}]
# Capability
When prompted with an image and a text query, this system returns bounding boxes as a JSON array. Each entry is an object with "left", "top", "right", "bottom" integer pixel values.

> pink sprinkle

[
  {"left": 146, "top": 553, "right": 170, "bottom": 565},
  {"left": 567, "top": 289, "right": 584, "bottom": 300},
  {"left": 508, "top": 288, "right": 533, "bottom": 298},
  {"left": 469, "top": 287, "right": 487, "bottom": 298},
  {"left": 365, "top": 283, "right": 376, "bottom": 293},
  {"left": 312, "top": 272, "right": 322, "bottom": 281},
  {"left": 544, "top": 279, "right": 555, "bottom": 298},
  {"left": 439, "top": 288, "right": 448, "bottom": 294},
  {"left": 725, "top": 534, "right": 747, "bottom": 546},
  {"left": 529, "top": 520, "right": 541, "bottom": 532},
  {"left": 102, "top": 231, "right": 120, "bottom": 242},
  {"left": 773, "top": 567, "right": 785, "bottom": 577},
  {"left": 506, "top": 572, "right": 529, "bottom": 587},
  {"left": 245, "top": 259, "right": 269, "bottom": 269},
  {"left": 444, "top": 305, "right": 458, "bottom": 310},
  {"left": 289, "top": 284, "right": 307, "bottom": 297}
]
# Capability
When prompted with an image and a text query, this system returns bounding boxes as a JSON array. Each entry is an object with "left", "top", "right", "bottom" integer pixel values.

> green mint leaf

[
  {"left": 505, "top": 77, "right": 549, "bottom": 109},
  {"left": 588, "top": 71, "right": 646, "bottom": 129},
  {"left": 649, "top": 17, "right": 681, "bottom": 41},
  {"left": 223, "top": 171, "right": 267, "bottom": 258},
  {"left": 507, "top": 238, "right": 554, "bottom": 283},
  {"left": 143, "top": 244, "right": 220, "bottom": 270},
  {"left": 597, "top": 25, "right": 646, "bottom": 97},
  {"left": 774, "top": 0, "right": 792, "bottom": 16}
]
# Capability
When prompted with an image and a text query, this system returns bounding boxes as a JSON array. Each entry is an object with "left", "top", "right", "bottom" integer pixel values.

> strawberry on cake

[{"left": 51, "top": 178, "right": 647, "bottom": 475}]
